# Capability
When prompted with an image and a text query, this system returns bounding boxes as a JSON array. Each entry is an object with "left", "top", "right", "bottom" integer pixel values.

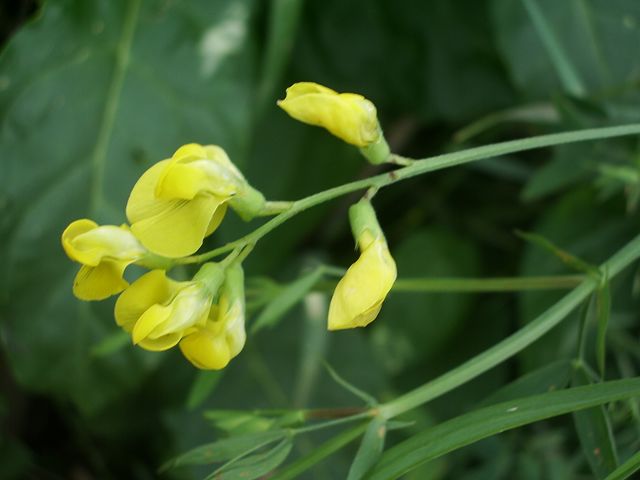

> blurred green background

[{"left": 1, "top": 0, "right": 640, "bottom": 478}]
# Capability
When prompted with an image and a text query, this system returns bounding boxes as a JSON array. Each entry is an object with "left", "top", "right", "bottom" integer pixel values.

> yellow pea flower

[
  {"left": 62, "top": 219, "right": 147, "bottom": 301},
  {"left": 328, "top": 200, "right": 397, "bottom": 330},
  {"left": 277, "top": 82, "right": 390, "bottom": 163},
  {"left": 114, "top": 263, "right": 224, "bottom": 352},
  {"left": 180, "top": 264, "right": 246, "bottom": 370},
  {"left": 126, "top": 144, "right": 264, "bottom": 258}
]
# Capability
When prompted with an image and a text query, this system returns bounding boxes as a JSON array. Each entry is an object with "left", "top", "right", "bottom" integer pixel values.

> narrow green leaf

[
  {"left": 347, "top": 418, "right": 386, "bottom": 480},
  {"left": 604, "top": 450, "right": 640, "bottom": 480},
  {"left": 379, "top": 233, "right": 640, "bottom": 420},
  {"left": 595, "top": 273, "right": 611, "bottom": 377},
  {"left": 203, "top": 409, "right": 303, "bottom": 433},
  {"left": 271, "top": 423, "right": 368, "bottom": 480},
  {"left": 251, "top": 266, "right": 324, "bottom": 333},
  {"left": 516, "top": 230, "right": 598, "bottom": 275},
  {"left": 211, "top": 437, "right": 293, "bottom": 480},
  {"left": 386, "top": 420, "right": 416, "bottom": 432},
  {"left": 572, "top": 364, "right": 618, "bottom": 479},
  {"left": 453, "top": 102, "right": 559, "bottom": 144},
  {"left": 160, "top": 430, "right": 285, "bottom": 472},
  {"left": 324, "top": 362, "right": 378, "bottom": 406},
  {"left": 369, "top": 378, "right": 640, "bottom": 480},
  {"left": 479, "top": 359, "right": 572, "bottom": 407},
  {"left": 206, "top": 411, "right": 274, "bottom": 435},
  {"left": 577, "top": 295, "right": 593, "bottom": 361},
  {"left": 186, "top": 370, "right": 223, "bottom": 411}
]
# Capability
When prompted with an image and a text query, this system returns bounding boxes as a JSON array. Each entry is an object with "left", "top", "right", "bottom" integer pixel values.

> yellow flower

[
  {"left": 62, "top": 219, "right": 146, "bottom": 301},
  {"left": 114, "top": 264, "right": 224, "bottom": 352},
  {"left": 277, "top": 82, "right": 380, "bottom": 148},
  {"left": 328, "top": 201, "right": 397, "bottom": 330},
  {"left": 126, "top": 144, "right": 264, "bottom": 258},
  {"left": 180, "top": 264, "right": 246, "bottom": 369}
]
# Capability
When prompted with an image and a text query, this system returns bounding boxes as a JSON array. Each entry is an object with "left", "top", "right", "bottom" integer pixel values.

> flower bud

[
  {"left": 277, "top": 82, "right": 390, "bottom": 163},
  {"left": 180, "top": 264, "right": 246, "bottom": 369},
  {"left": 61, "top": 219, "right": 147, "bottom": 300},
  {"left": 126, "top": 144, "right": 264, "bottom": 258},
  {"left": 328, "top": 200, "right": 396, "bottom": 330}
]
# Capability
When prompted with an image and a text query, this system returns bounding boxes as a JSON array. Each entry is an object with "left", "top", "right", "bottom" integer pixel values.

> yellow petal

[
  {"left": 127, "top": 160, "right": 228, "bottom": 257},
  {"left": 63, "top": 221, "right": 144, "bottom": 266},
  {"left": 282, "top": 82, "right": 338, "bottom": 98},
  {"left": 328, "top": 238, "right": 396, "bottom": 330},
  {"left": 132, "top": 304, "right": 172, "bottom": 345},
  {"left": 137, "top": 333, "right": 183, "bottom": 352},
  {"left": 221, "top": 302, "right": 246, "bottom": 357},
  {"left": 155, "top": 163, "right": 214, "bottom": 200},
  {"left": 126, "top": 160, "right": 172, "bottom": 223},
  {"left": 62, "top": 219, "right": 98, "bottom": 260},
  {"left": 203, "top": 145, "right": 244, "bottom": 180},
  {"left": 278, "top": 82, "right": 379, "bottom": 147},
  {"left": 72, "top": 261, "right": 129, "bottom": 301},
  {"left": 131, "top": 196, "right": 225, "bottom": 257},
  {"left": 156, "top": 144, "right": 238, "bottom": 200},
  {"left": 172, "top": 143, "right": 208, "bottom": 161},
  {"left": 151, "top": 284, "right": 211, "bottom": 336},
  {"left": 205, "top": 203, "right": 228, "bottom": 236},
  {"left": 114, "top": 270, "right": 179, "bottom": 332},
  {"left": 179, "top": 329, "right": 231, "bottom": 370}
]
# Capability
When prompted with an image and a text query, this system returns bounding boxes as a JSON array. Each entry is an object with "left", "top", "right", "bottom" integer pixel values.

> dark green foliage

[{"left": 1, "top": 0, "right": 640, "bottom": 478}]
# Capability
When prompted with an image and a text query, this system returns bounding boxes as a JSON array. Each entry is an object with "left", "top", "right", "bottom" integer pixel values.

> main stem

[
  {"left": 378, "top": 233, "right": 640, "bottom": 419},
  {"left": 181, "top": 123, "right": 640, "bottom": 265}
]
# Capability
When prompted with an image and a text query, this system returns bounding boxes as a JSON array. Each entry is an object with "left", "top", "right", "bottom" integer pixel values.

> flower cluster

[
  {"left": 62, "top": 143, "right": 260, "bottom": 369},
  {"left": 62, "top": 82, "right": 397, "bottom": 370}
]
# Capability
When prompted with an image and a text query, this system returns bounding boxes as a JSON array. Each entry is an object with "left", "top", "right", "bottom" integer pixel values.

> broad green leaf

[
  {"left": 211, "top": 437, "right": 293, "bottom": 480},
  {"left": 572, "top": 364, "right": 618, "bottom": 479},
  {"left": 604, "top": 450, "right": 640, "bottom": 480},
  {"left": 295, "top": 0, "right": 513, "bottom": 121},
  {"left": 271, "top": 423, "right": 368, "bottom": 480},
  {"left": 521, "top": 144, "right": 594, "bottom": 201},
  {"left": 1, "top": 0, "right": 257, "bottom": 412},
  {"left": 161, "top": 430, "right": 286, "bottom": 471},
  {"left": 186, "top": 370, "right": 224, "bottom": 411},
  {"left": 492, "top": 0, "right": 640, "bottom": 99},
  {"left": 347, "top": 417, "right": 386, "bottom": 480},
  {"left": 374, "top": 228, "right": 479, "bottom": 372},
  {"left": 251, "top": 266, "right": 324, "bottom": 333},
  {"left": 479, "top": 359, "right": 572, "bottom": 407},
  {"left": 368, "top": 378, "right": 640, "bottom": 479}
]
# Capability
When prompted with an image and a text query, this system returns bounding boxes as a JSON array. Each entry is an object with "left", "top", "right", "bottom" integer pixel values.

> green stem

[
  {"left": 378, "top": 233, "right": 640, "bottom": 419},
  {"left": 180, "top": 124, "right": 640, "bottom": 265},
  {"left": 392, "top": 275, "right": 584, "bottom": 292},
  {"left": 292, "top": 411, "right": 374, "bottom": 435},
  {"left": 258, "top": 201, "right": 295, "bottom": 216},
  {"left": 313, "top": 275, "right": 583, "bottom": 293}
]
